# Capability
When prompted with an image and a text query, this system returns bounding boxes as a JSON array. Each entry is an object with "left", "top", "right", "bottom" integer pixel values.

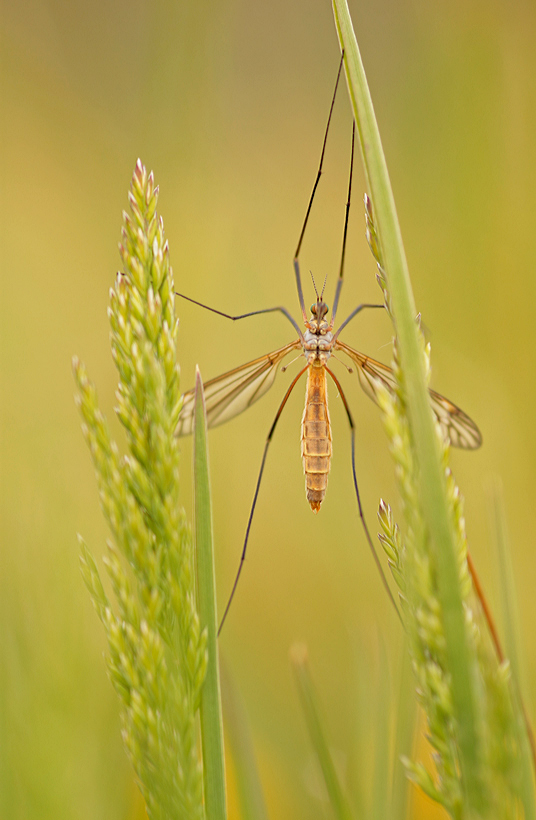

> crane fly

[{"left": 174, "top": 55, "right": 482, "bottom": 630}]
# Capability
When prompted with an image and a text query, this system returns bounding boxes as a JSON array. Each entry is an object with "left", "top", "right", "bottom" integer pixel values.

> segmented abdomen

[{"left": 301, "top": 365, "right": 332, "bottom": 513}]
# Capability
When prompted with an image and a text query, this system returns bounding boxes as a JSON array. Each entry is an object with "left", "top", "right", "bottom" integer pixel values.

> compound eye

[
  {"left": 323, "top": 304, "right": 329, "bottom": 314},
  {"left": 310, "top": 303, "right": 317, "bottom": 314}
]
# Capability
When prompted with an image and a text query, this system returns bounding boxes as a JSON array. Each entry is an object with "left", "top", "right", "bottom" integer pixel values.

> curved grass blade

[
  {"left": 220, "top": 662, "right": 269, "bottom": 820},
  {"left": 194, "top": 367, "right": 227, "bottom": 820},
  {"left": 331, "top": 0, "right": 483, "bottom": 809},
  {"left": 488, "top": 479, "right": 535, "bottom": 819},
  {"left": 370, "top": 637, "right": 391, "bottom": 820},
  {"left": 291, "top": 644, "right": 355, "bottom": 820},
  {"left": 390, "top": 645, "right": 414, "bottom": 819}
]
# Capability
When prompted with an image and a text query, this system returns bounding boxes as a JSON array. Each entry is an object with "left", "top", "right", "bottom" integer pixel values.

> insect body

[
  {"left": 175, "top": 269, "right": 481, "bottom": 633},
  {"left": 174, "top": 55, "right": 482, "bottom": 629},
  {"left": 175, "top": 292, "right": 481, "bottom": 510},
  {"left": 302, "top": 366, "right": 332, "bottom": 512},
  {"left": 301, "top": 303, "right": 333, "bottom": 512}
]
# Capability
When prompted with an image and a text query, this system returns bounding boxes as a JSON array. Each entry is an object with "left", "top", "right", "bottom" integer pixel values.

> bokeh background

[{"left": 2, "top": 0, "right": 536, "bottom": 817}]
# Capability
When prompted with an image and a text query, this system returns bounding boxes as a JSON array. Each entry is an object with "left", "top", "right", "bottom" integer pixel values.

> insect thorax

[{"left": 302, "top": 327, "right": 333, "bottom": 366}]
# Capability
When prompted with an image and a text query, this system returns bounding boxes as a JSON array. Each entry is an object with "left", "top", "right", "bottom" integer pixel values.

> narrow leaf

[
  {"left": 220, "top": 662, "right": 269, "bottom": 820},
  {"left": 332, "top": 0, "right": 483, "bottom": 808},
  {"left": 194, "top": 367, "right": 227, "bottom": 820},
  {"left": 291, "top": 644, "right": 355, "bottom": 820},
  {"left": 371, "top": 637, "right": 391, "bottom": 820},
  {"left": 390, "top": 645, "right": 414, "bottom": 819},
  {"left": 488, "top": 479, "right": 536, "bottom": 819}
]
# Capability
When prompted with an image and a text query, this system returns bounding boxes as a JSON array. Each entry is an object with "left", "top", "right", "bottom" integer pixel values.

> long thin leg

[
  {"left": 293, "top": 53, "right": 345, "bottom": 321},
  {"left": 325, "top": 366, "right": 402, "bottom": 623},
  {"left": 331, "top": 120, "right": 356, "bottom": 326},
  {"left": 174, "top": 290, "right": 303, "bottom": 339},
  {"left": 218, "top": 364, "right": 309, "bottom": 634},
  {"left": 332, "top": 302, "right": 385, "bottom": 342}
]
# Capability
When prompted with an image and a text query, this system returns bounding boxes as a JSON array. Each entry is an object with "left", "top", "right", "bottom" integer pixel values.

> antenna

[
  {"left": 310, "top": 270, "right": 319, "bottom": 300},
  {"left": 320, "top": 272, "right": 328, "bottom": 300}
]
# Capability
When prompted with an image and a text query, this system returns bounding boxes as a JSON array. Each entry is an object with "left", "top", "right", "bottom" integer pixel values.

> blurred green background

[{"left": 2, "top": 0, "right": 535, "bottom": 817}]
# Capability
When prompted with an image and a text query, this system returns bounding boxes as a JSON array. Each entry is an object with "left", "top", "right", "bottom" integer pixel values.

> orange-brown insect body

[{"left": 301, "top": 363, "right": 332, "bottom": 512}]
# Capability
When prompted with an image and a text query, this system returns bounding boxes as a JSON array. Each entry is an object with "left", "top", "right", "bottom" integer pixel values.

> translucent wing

[
  {"left": 335, "top": 340, "right": 482, "bottom": 450},
  {"left": 175, "top": 340, "right": 301, "bottom": 437}
]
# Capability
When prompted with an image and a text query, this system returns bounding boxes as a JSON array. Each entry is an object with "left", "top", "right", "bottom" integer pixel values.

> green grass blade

[
  {"left": 371, "top": 638, "right": 391, "bottom": 820},
  {"left": 390, "top": 645, "right": 414, "bottom": 819},
  {"left": 488, "top": 479, "right": 523, "bottom": 698},
  {"left": 488, "top": 479, "right": 536, "bottom": 820},
  {"left": 220, "top": 662, "right": 270, "bottom": 820},
  {"left": 291, "top": 645, "right": 355, "bottom": 820},
  {"left": 331, "top": 1, "right": 483, "bottom": 810},
  {"left": 194, "top": 367, "right": 227, "bottom": 820}
]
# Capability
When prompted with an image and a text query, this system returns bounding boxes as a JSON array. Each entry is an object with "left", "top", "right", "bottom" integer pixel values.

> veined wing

[
  {"left": 335, "top": 340, "right": 482, "bottom": 450},
  {"left": 175, "top": 340, "right": 302, "bottom": 437}
]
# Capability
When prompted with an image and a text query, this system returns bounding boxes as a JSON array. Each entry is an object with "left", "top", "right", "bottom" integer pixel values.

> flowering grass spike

[
  {"left": 73, "top": 160, "right": 207, "bottom": 820},
  {"left": 376, "top": 322, "right": 523, "bottom": 818}
]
